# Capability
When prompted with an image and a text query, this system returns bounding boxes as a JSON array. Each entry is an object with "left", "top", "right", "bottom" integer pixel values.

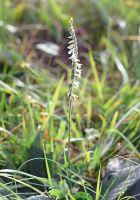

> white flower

[{"left": 67, "top": 18, "right": 82, "bottom": 99}]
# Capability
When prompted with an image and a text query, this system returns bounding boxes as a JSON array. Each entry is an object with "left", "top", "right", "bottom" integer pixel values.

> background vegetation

[{"left": 0, "top": 0, "right": 140, "bottom": 199}]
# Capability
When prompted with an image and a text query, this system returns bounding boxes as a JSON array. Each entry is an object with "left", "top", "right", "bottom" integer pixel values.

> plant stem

[
  {"left": 68, "top": 82, "right": 73, "bottom": 185},
  {"left": 68, "top": 88, "right": 72, "bottom": 168},
  {"left": 68, "top": 69, "right": 75, "bottom": 186},
  {"left": 67, "top": 18, "right": 81, "bottom": 187}
]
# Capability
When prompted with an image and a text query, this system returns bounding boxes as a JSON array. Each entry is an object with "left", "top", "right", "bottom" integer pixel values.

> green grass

[{"left": 0, "top": 0, "right": 140, "bottom": 199}]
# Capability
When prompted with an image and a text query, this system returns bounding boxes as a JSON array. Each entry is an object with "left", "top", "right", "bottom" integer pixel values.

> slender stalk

[
  {"left": 68, "top": 83, "right": 72, "bottom": 171},
  {"left": 68, "top": 71, "right": 76, "bottom": 174},
  {"left": 67, "top": 18, "right": 82, "bottom": 185}
]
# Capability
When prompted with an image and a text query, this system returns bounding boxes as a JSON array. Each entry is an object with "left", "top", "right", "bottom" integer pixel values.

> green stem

[
  {"left": 68, "top": 83, "right": 72, "bottom": 184},
  {"left": 68, "top": 69, "right": 75, "bottom": 187}
]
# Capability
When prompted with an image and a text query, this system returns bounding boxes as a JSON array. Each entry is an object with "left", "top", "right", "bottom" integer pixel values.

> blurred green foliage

[{"left": 0, "top": 0, "right": 140, "bottom": 199}]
